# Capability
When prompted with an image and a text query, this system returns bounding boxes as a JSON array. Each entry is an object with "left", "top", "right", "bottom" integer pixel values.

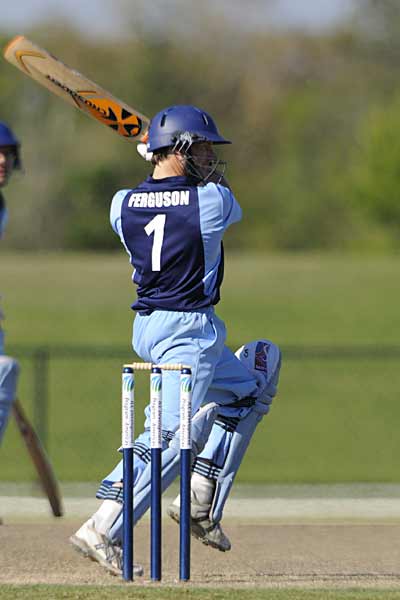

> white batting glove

[{"left": 137, "top": 143, "right": 153, "bottom": 162}]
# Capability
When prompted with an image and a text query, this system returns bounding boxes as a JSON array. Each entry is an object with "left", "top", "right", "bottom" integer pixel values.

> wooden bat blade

[
  {"left": 3, "top": 35, "right": 150, "bottom": 141},
  {"left": 12, "top": 398, "right": 63, "bottom": 517}
]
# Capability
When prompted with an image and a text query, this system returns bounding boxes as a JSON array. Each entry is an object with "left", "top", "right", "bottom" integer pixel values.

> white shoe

[
  {"left": 167, "top": 497, "right": 231, "bottom": 552},
  {"left": 70, "top": 518, "right": 143, "bottom": 577}
]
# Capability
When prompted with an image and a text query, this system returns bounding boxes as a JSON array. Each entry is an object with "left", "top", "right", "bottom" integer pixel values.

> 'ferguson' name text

[{"left": 128, "top": 191, "right": 190, "bottom": 208}]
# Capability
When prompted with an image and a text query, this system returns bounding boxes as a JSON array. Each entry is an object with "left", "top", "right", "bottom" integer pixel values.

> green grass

[
  {"left": 1, "top": 252, "right": 400, "bottom": 483},
  {"left": 1, "top": 587, "right": 400, "bottom": 600},
  {"left": 3, "top": 251, "right": 400, "bottom": 346}
]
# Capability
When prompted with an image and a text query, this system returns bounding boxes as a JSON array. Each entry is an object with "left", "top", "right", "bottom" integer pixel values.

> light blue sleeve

[
  {"left": 110, "top": 189, "right": 135, "bottom": 278},
  {"left": 215, "top": 183, "right": 242, "bottom": 227},
  {"left": 198, "top": 183, "right": 242, "bottom": 298},
  {"left": 198, "top": 183, "right": 242, "bottom": 236},
  {"left": 110, "top": 189, "right": 130, "bottom": 236}
]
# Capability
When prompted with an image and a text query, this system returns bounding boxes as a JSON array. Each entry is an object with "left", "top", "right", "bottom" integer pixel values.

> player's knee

[
  {"left": 0, "top": 355, "right": 20, "bottom": 381},
  {"left": 10, "top": 357, "right": 20, "bottom": 377},
  {"left": 235, "top": 339, "right": 282, "bottom": 408},
  {"left": 262, "top": 341, "right": 281, "bottom": 400}
]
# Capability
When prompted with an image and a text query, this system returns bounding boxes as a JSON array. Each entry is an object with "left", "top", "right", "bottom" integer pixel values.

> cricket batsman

[
  {"left": 70, "top": 105, "right": 281, "bottom": 576},
  {"left": 0, "top": 123, "right": 21, "bottom": 453}
]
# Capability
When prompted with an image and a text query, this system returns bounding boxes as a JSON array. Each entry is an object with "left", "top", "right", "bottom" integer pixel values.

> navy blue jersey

[{"left": 110, "top": 175, "right": 242, "bottom": 312}]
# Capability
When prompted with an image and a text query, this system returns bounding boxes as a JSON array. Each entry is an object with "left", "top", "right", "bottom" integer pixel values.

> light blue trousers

[
  {"left": 102, "top": 308, "right": 259, "bottom": 485},
  {"left": 0, "top": 332, "right": 19, "bottom": 445}
]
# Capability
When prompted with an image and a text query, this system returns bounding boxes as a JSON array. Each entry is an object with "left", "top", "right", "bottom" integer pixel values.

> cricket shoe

[
  {"left": 167, "top": 496, "right": 231, "bottom": 552},
  {"left": 70, "top": 518, "right": 143, "bottom": 577}
]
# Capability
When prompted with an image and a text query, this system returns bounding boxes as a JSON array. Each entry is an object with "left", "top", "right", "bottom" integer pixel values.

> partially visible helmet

[
  {"left": 0, "top": 122, "right": 21, "bottom": 169},
  {"left": 147, "top": 105, "right": 231, "bottom": 153}
]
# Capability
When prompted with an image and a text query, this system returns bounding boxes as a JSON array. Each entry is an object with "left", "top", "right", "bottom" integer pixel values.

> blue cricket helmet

[
  {"left": 147, "top": 105, "right": 231, "bottom": 152},
  {"left": 0, "top": 121, "right": 21, "bottom": 169}
]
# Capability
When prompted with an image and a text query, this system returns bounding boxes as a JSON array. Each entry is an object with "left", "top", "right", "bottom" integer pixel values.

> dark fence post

[{"left": 33, "top": 346, "right": 50, "bottom": 451}]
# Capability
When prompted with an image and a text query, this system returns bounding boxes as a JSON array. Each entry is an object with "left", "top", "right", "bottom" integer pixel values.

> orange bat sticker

[{"left": 77, "top": 93, "right": 143, "bottom": 137}]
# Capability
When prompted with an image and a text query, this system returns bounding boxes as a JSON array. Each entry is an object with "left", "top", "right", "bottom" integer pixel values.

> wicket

[{"left": 121, "top": 362, "right": 193, "bottom": 582}]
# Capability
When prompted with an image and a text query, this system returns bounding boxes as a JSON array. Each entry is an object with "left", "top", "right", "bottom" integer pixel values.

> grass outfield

[
  {"left": 1, "top": 586, "right": 400, "bottom": 599},
  {"left": 2, "top": 251, "right": 400, "bottom": 346},
  {"left": 1, "top": 252, "right": 400, "bottom": 483}
]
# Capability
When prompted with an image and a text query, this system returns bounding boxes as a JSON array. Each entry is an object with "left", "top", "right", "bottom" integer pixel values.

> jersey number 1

[{"left": 144, "top": 214, "right": 166, "bottom": 271}]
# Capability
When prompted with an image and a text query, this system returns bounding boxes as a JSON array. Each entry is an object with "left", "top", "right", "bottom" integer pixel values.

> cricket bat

[
  {"left": 13, "top": 398, "right": 63, "bottom": 517},
  {"left": 3, "top": 35, "right": 150, "bottom": 140}
]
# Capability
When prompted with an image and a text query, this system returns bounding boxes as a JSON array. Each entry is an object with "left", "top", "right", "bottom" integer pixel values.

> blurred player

[
  {"left": 0, "top": 122, "right": 21, "bottom": 522},
  {"left": 70, "top": 105, "right": 281, "bottom": 575}
]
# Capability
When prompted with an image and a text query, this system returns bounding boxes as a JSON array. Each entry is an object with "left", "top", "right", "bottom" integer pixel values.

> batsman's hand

[{"left": 137, "top": 143, "right": 153, "bottom": 162}]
